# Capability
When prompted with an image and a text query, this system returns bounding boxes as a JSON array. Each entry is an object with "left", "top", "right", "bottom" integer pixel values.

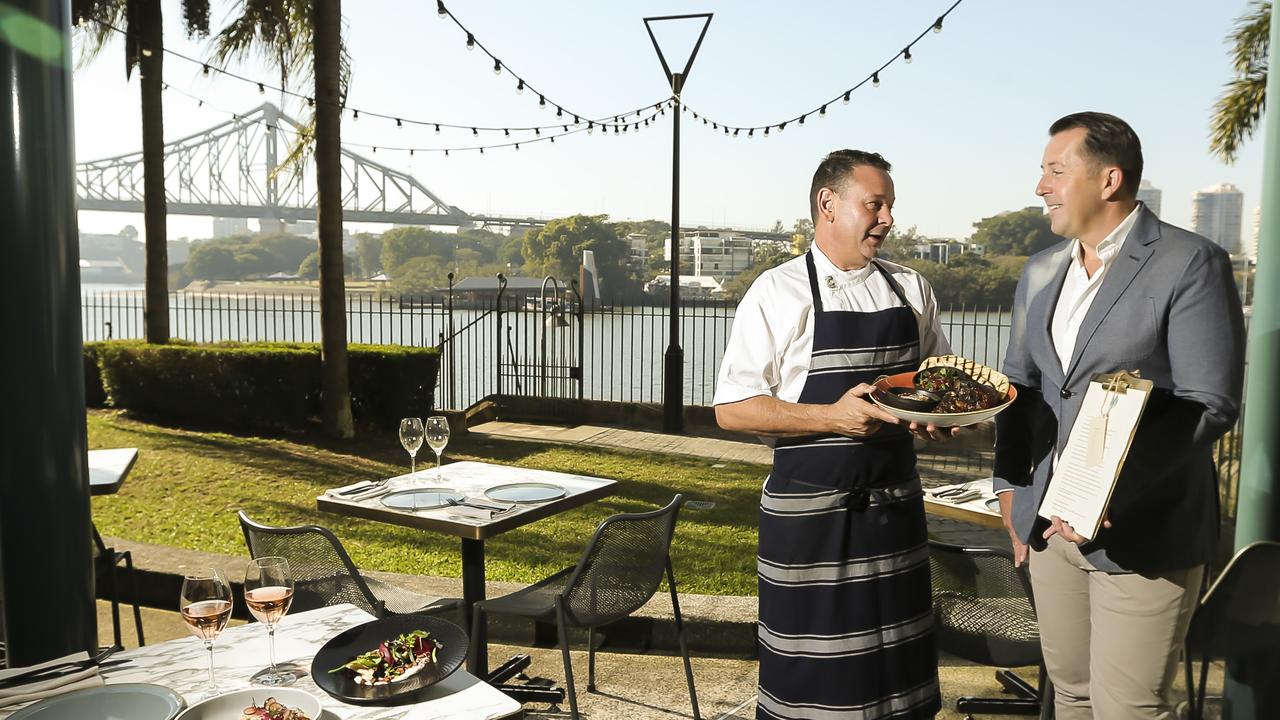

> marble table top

[{"left": 1, "top": 604, "right": 521, "bottom": 719}]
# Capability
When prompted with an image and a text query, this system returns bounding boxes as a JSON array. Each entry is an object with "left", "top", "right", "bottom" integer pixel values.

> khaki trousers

[{"left": 1029, "top": 534, "right": 1202, "bottom": 720}]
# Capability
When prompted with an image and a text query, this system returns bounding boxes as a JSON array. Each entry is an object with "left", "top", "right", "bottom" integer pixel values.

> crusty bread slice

[{"left": 918, "top": 355, "right": 1010, "bottom": 395}]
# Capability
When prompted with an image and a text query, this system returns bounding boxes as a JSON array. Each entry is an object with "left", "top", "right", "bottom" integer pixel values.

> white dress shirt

[
  {"left": 1050, "top": 205, "right": 1142, "bottom": 372},
  {"left": 713, "top": 245, "right": 950, "bottom": 406}
]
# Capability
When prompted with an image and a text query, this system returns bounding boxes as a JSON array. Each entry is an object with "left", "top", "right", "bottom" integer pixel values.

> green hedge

[
  {"left": 88, "top": 340, "right": 439, "bottom": 430},
  {"left": 83, "top": 341, "right": 109, "bottom": 408}
]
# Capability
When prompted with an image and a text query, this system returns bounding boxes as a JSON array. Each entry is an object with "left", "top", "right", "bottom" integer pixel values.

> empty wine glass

[
  {"left": 400, "top": 417, "right": 424, "bottom": 477},
  {"left": 179, "top": 568, "right": 233, "bottom": 696},
  {"left": 245, "top": 556, "right": 302, "bottom": 686},
  {"left": 426, "top": 415, "right": 450, "bottom": 481}
]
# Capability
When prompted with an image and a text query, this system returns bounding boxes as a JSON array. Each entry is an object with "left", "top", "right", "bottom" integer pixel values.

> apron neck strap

[{"left": 805, "top": 252, "right": 912, "bottom": 312}]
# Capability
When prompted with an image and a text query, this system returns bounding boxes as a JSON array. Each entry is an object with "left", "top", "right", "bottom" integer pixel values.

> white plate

[
  {"left": 870, "top": 372, "right": 1016, "bottom": 428},
  {"left": 8, "top": 684, "right": 184, "bottom": 720},
  {"left": 175, "top": 687, "right": 321, "bottom": 720}
]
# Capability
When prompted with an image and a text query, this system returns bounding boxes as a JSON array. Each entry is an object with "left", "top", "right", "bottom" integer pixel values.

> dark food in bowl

[
  {"left": 913, "top": 366, "right": 1004, "bottom": 413},
  {"left": 874, "top": 386, "right": 941, "bottom": 412}
]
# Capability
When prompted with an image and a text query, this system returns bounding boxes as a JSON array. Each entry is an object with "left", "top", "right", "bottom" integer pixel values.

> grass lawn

[{"left": 87, "top": 410, "right": 768, "bottom": 596}]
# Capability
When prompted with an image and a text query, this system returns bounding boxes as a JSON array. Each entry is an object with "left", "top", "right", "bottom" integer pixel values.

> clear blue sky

[{"left": 73, "top": 0, "right": 1267, "bottom": 245}]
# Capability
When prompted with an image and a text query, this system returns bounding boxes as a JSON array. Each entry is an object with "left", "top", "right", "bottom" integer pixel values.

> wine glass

[
  {"left": 399, "top": 417, "right": 424, "bottom": 477},
  {"left": 179, "top": 568, "right": 233, "bottom": 696},
  {"left": 244, "top": 556, "right": 302, "bottom": 686},
  {"left": 426, "top": 415, "right": 450, "bottom": 481}
]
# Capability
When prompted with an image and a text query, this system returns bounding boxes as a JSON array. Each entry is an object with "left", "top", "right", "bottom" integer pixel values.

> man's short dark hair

[
  {"left": 809, "top": 149, "right": 892, "bottom": 224},
  {"left": 1049, "top": 112, "right": 1143, "bottom": 199}
]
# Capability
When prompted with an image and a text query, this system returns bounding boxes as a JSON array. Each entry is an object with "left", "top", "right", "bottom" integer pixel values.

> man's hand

[
  {"left": 906, "top": 421, "right": 962, "bottom": 442},
  {"left": 998, "top": 491, "right": 1028, "bottom": 567},
  {"left": 830, "top": 384, "right": 900, "bottom": 437},
  {"left": 1043, "top": 515, "right": 1112, "bottom": 545}
]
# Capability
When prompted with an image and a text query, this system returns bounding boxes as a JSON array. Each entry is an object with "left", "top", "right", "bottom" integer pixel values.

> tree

[
  {"left": 970, "top": 207, "right": 1061, "bottom": 256},
  {"left": 390, "top": 255, "right": 447, "bottom": 295},
  {"left": 74, "top": 0, "right": 211, "bottom": 343},
  {"left": 353, "top": 233, "right": 382, "bottom": 277},
  {"left": 215, "top": 0, "right": 355, "bottom": 438},
  {"left": 186, "top": 244, "right": 239, "bottom": 280},
  {"left": 522, "top": 215, "right": 633, "bottom": 295},
  {"left": 1211, "top": 1, "right": 1271, "bottom": 163},
  {"left": 380, "top": 227, "right": 453, "bottom": 274},
  {"left": 297, "top": 250, "right": 320, "bottom": 279}
]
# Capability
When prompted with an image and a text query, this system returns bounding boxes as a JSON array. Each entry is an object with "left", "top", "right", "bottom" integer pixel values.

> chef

[{"left": 715, "top": 149, "right": 951, "bottom": 719}]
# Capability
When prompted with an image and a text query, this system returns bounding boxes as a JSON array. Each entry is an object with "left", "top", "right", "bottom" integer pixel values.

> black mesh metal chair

[
  {"left": 1182, "top": 540, "right": 1280, "bottom": 720},
  {"left": 92, "top": 526, "right": 144, "bottom": 648},
  {"left": 469, "top": 495, "right": 699, "bottom": 720},
  {"left": 237, "top": 511, "right": 460, "bottom": 618},
  {"left": 929, "top": 540, "right": 1051, "bottom": 718}
]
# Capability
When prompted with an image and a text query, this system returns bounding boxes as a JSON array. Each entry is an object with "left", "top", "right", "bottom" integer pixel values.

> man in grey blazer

[{"left": 994, "top": 112, "right": 1245, "bottom": 719}]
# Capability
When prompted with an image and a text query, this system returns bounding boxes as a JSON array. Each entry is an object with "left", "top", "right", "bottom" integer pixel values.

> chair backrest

[
  {"left": 237, "top": 511, "right": 383, "bottom": 617},
  {"left": 928, "top": 539, "right": 1041, "bottom": 667},
  {"left": 1185, "top": 540, "right": 1280, "bottom": 661},
  {"left": 559, "top": 495, "right": 683, "bottom": 627}
]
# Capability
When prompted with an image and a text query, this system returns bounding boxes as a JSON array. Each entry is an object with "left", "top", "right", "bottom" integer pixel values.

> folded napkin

[
  {"left": 328, "top": 481, "right": 391, "bottom": 502},
  {"left": 0, "top": 651, "right": 105, "bottom": 709}
]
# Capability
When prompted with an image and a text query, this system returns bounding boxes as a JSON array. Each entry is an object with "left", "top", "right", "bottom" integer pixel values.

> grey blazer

[{"left": 993, "top": 205, "right": 1245, "bottom": 574}]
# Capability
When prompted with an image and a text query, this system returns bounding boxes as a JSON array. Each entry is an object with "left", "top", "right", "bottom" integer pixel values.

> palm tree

[
  {"left": 1211, "top": 1, "right": 1271, "bottom": 163},
  {"left": 74, "top": 0, "right": 210, "bottom": 343},
  {"left": 214, "top": 0, "right": 354, "bottom": 438}
]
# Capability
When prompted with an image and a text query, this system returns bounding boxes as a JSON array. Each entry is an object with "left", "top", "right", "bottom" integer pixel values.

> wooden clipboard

[{"left": 1037, "top": 370, "right": 1153, "bottom": 540}]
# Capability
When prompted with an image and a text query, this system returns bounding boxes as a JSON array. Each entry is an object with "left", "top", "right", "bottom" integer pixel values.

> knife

[{"left": 0, "top": 648, "right": 119, "bottom": 689}]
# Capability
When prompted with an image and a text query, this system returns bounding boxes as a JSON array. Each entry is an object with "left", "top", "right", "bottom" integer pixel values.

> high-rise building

[
  {"left": 1191, "top": 183, "right": 1244, "bottom": 255},
  {"left": 1136, "top": 179, "right": 1162, "bottom": 217},
  {"left": 663, "top": 231, "right": 753, "bottom": 280},
  {"left": 1250, "top": 205, "right": 1261, "bottom": 262},
  {"left": 212, "top": 217, "right": 250, "bottom": 238}
]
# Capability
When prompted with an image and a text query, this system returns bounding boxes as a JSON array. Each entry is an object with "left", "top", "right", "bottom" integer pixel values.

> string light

[
  {"left": 202, "top": 64, "right": 210, "bottom": 76},
  {"left": 678, "top": 0, "right": 963, "bottom": 138},
  {"left": 352, "top": 109, "right": 359, "bottom": 120},
  {"left": 539, "top": 95, "right": 546, "bottom": 109},
  {"left": 437, "top": 0, "right": 446, "bottom": 17},
  {"left": 466, "top": 33, "right": 475, "bottom": 50},
  {"left": 257, "top": 82, "right": 265, "bottom": 94},
  {"left": 516, "top": 79, "right": 524, "bottom": 94},
  {"left": 493, "top": 58, "right": 501, "bottom": 74},
  {"left": 396, "top": 118, "right": 403, "bottom": 128}
]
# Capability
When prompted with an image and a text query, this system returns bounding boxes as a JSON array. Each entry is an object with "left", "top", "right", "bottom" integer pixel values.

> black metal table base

[{"left": 487, "top": 653, "right": 567, "bottom": 705}]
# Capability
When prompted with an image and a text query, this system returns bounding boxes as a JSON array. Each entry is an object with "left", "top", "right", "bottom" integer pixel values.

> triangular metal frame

[{"left": 643, "top": 13, "right": 713, "bottom": 90}]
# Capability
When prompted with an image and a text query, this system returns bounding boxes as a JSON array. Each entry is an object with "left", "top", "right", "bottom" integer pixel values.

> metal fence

[{"left": 80, "top": 285, "right": 1246, "bottom": 515}]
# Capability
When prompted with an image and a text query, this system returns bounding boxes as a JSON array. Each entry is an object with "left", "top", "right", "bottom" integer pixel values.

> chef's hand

[
  {"left": 1043, "top": 514, "right": 1111, "bottom": 545},
  {"left": 830, "top": 384, "right": 900, "bottom": 437},
  {"left": 998, "top": 491, "right": 1029, "bottom": 567},
  {"left": 906, "top": 421, "right": 961, "bottom": 442}
]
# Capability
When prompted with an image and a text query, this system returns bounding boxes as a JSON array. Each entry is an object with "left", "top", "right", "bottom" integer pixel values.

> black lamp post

[{"left": 643, "top": 12, "right": 712, "bottom": 434}]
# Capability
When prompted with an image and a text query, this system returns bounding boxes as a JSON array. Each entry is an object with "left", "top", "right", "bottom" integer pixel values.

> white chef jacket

[{"left": 713, "top": 246, "right": 951, "bottom": 406}]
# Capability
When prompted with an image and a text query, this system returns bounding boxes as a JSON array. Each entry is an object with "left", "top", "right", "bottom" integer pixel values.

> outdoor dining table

[
  {"left": 0, "top": 604, "right": 521, "bottom": 719},
  {"left": 922, "top": 477, "right": 1005, "bottom": 529},
  {"left": 316, "top": 460, "right": 618, "bottom": 680},
  {"left": 88, "top": 447, "right": 138, "bottom": 496}
]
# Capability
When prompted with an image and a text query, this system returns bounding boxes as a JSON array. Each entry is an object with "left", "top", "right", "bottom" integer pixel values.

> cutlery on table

[{"left": 0, "top": 647, "right": 119, "bottom": 689}]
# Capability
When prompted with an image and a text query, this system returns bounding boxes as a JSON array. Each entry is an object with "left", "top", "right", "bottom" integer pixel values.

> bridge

[{"left": 74, "top": 102, "right": 790, "bottom": 240}]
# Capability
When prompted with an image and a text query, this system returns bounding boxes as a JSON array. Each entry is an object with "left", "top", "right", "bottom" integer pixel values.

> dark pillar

[
  {"left": 664, "top": 77, "right": 685, "bottom": 434},
  {"left": 0, "top": 0, "right": 97, "bottom": 664}
]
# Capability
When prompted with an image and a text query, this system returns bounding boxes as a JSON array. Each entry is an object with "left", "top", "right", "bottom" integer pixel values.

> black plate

[{"left": 311, "top": 615, "right": 469, "bottom": 706}]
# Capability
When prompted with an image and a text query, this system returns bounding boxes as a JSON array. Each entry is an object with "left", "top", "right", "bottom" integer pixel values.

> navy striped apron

[{"left": 756, "top": 253, "right": 941, "bottom": 720}]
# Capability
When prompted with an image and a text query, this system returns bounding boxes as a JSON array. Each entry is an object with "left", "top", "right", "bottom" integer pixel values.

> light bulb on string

[
  {"left": 472, "top": 128, "right": 478, "bottom": 136},
  {"left": 258, "top": 82, "right": 265, "bottom": 94},
  {"left": 504, "top": 129, "right": 510, "bottom": 137},
  {"left": 445, "top": 149, "right": 449, "bottom": 157},
  {"left": 396, "top": 118, "right": 402, "bottom": 128},
  {"left": 573, "top": 115, "right": 580, "bottom": 125},
  {"left": 843, "top": 91, "right": 851, "bottom": 105},
  {"left": 873, "top": 72, "right": 880, "bottom": 87},
  {"left": 819, "top": 104, "right": 827, "bottom": 117},
  {"left": 903, "top": 47, "right": 912, "bottom": 63},
  {"left": 515, "top": 143, "right": 520, "bottom": 150},
  {"left": 434, "top": 124, "right": 440, "bottom": 134},
  {"left": 539, "top": 95, "right": 546, "bottom": 109},
  {"left": 352, "top": 109, "right": 359, "bottom": 120},
  {"left": 556, "top": 106, "right": 563, "bottom": 117},
  {"left": 587, "top": 122, "right": 594, "bottom": 135},
  {"left": 480, "top": 147, "right": 484, "bottom": 154},
  {"left": 748, "top": 128, "right": 754, "bottom": 138},
  {"left": 535, "top": 128, "right": 541, "bottom": 136},
  {"left": 437, "top": 1, "right": 446, "bottom": 17},
  {"left": 516, "top": 79, "right": 524, "bottom": 94},
  {"left": 493, "top": 59, "right": 501, "bottom": 75},
  {"left": 466, "top": 33, "right": 475, "bottom": 50},
  {"left": 202, "top": 64, "right": 210, "bottom": 76},
  {"left": 798, "top": 115, "right": 805, "bottom": 125},
  {"left": 933, "top": 16, "right": 943, "bottom": 33}
]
